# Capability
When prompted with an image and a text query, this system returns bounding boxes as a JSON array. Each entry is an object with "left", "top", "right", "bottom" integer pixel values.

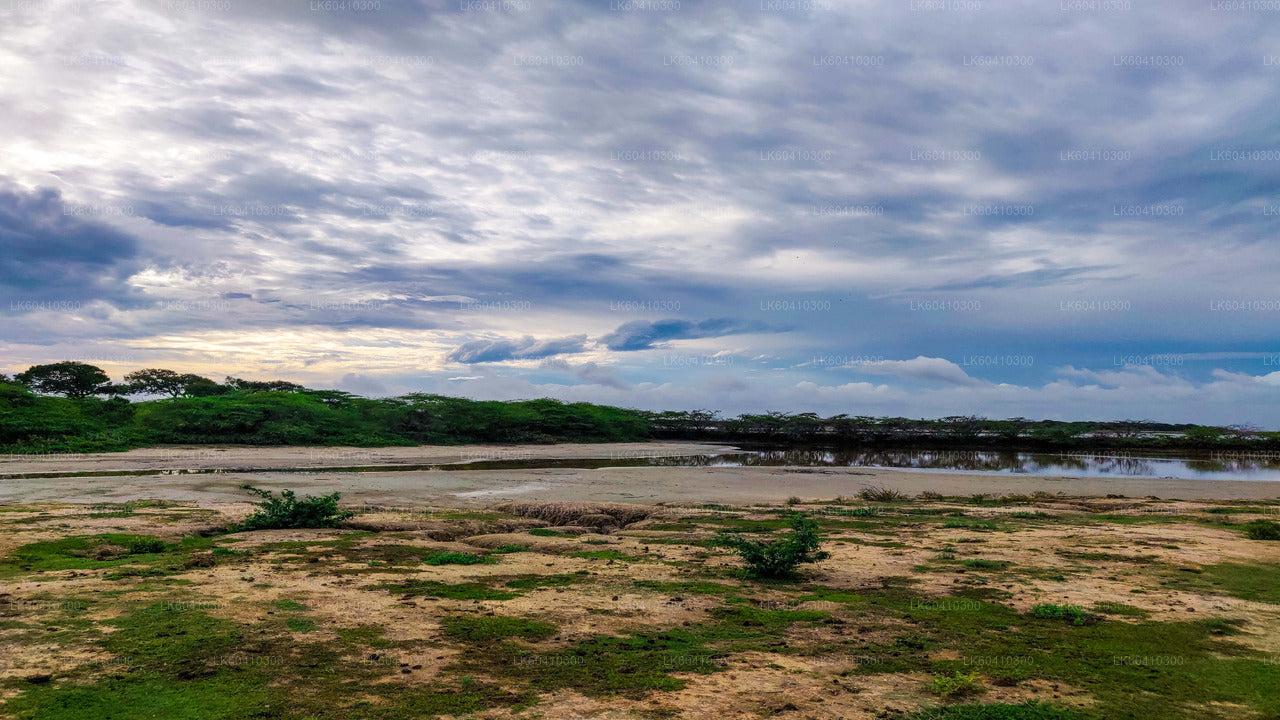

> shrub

[
  {"left": 125, "top": 538, "right": 168, "bottom": 555},
  {"left": 234, "top": 485, "right": 354, "bottom": 531},
  {"left": 1242, "top": 519, "right": 1280, "bottom": 540},
  {"left": 859, "top": 485, "right": 908, "bottom": 502},
  {"left": 714, "top": 513, "right": 830, "bottom": 579},
  {"left": 930, "top": 670, "right": 984, "bottom": 698},
  {"left": 1030, "top": 603, "right": 1098, "bottom": 626},
  {"left": 919, "top": 490, "right": 944, "bottom": 500}
]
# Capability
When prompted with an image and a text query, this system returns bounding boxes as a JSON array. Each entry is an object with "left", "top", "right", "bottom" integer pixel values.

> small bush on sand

[
  {"left": 930, "top": 670, "right": 984, "bottom": 698},
  {"left": 235, "top": 485, "right": 354, "bottom": 531},
  {"left": 714, "top": 513, "right": 830, "bottom": 579},
  {"left": 1242, "top": 519, "right": 1280, "bottom": 540},
  {"left": 126, "top": 538, "right": 167, "bottom": 555},
  {"left": 919, "top": 490, "right": 944, "bottom": 501},
  {"left": 859, "top": 485, "right": 908, "bottom": 502},
  {"left": 1030, "top": 603, "right": 1098, "bottom": 626}
]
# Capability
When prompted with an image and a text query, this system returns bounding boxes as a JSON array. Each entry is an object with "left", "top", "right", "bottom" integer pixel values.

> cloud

[
  {"left": 600, "top": 318, "right": 776, "bottom": 351},
  {"left": 541, "top": 359, "right": 631, "bottom": 390},
  {"left": 854, "top": 356, "right": 984, "bottom": 387},
  {"left": 446, "top": 334, "right": 588, "bottom": 364},
  {"left": 3, "top": 1, "right": 1279, "bottom": 424},
  {"left": 0, "top": 186, "right": 142, "bottom": 307}
]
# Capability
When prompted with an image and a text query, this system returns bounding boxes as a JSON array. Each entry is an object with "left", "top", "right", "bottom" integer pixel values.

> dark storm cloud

[{"left": 0, "top": 187, "right": 142, "bottom": 308}]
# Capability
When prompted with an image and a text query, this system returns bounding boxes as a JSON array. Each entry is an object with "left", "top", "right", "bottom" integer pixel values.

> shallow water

[{"left": 444, "top": 447, "right": 1280, "bottom": 481}]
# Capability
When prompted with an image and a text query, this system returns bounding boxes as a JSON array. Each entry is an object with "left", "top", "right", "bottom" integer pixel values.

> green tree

[
  {"left": 15, "top": 361, "right": 113, "bottom": 398},
  {"left": 125, "top": 368, "right": 187, "bottom": 398},
  {"left": 125, "top": 369, "right": 222, "bottom": 398},
  {"left": 180, "top": 374, "right": 226, "bottom": 397}
]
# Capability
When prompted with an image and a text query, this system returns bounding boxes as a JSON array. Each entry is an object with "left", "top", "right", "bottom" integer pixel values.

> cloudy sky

[{"left": 2, "top": 0, "right": 1279, "bottom": 425}]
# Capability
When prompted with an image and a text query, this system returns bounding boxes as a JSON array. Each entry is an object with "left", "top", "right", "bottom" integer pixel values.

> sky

[{"left": 2, "top": 0, "right": 1279, "bottom": 426}]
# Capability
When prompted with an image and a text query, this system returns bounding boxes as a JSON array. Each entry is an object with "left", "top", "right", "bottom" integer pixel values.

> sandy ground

[
  {"left": 0, "top": 442, "right": 737, "bottom": 474},
  {"left": 2, "top": 497, "right": 1279, "bottom": 719},
  {"left": 2, "top": 442, "right": 1280, "bottom": 506}
]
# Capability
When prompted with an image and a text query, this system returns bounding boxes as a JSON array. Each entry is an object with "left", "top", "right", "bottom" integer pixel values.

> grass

[
  {"left": 440, "top": 615, "right": 558, "bottom": 642},
  {"left": 529, "top": 528, "right": 572, "bottom": 537},
  {"left": 569, "top": 549, "right": 636, "bottom": 561},
  {"left": 505, "top": 573, "right": 588, "bottom": 589},
  {"left": 0, "top": 533, "right": 220, "bottom": 577},
  {"left": 962, "top": 559, "right": 1011, "bottom": 571},
  {"left": 423, "top": 551, "right": 494, "bottom": 566},
  {"left": 444, "top": 604, "right": 828, "bottom": 699},
  {"left": 633, "top": 579, "right": 739, "bottom": 595},
  {"left": 1167, "top": 562, "right": 1280, "bottom": 604},
  {"left": 7, "top": 500, "right": 1280, "bottom": 719},
  {"left": 1241, "top": 519, "right": 1280, "bottom": 540},
  {"left": 905, "top": 701, "right": 1085, "bottom": 719},
  {"left": 373, "top": 579, "right": 521, "bottom": 601},
  {"left": 285, "top": 617, "right": 317, "bottom": 632}
]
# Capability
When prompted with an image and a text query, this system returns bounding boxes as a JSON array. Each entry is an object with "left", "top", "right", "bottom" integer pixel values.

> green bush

[
  {"left": 714, "top": 513, "right": 830, "bottom": 579},
  {"left": 1030, "top": 603, "right": 1098, "bottom": 626},
  {"left": 126, "top": 538, "right": 168, "bottom": 555},
  {"left": 930, "top": 670, "right": 984, "bottom": 698},
  {"left": 233, "top": 486, "right": 354, "bottom": 531},
  {"left": 1242, "top": 519, "right": 1280, "bottom": 540}
]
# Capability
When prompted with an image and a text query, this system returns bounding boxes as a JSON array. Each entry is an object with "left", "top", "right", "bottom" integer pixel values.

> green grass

[
  {"left": 569, "top": 550, "right": 636, "bottom": 561},
  {"left": 285, "top": 617, "right": 317, "bottom": 632},
  {"left": 904, "top": 701, "right": 1085, "bottom": 719},
  {"left": 440, "top": 615, "right": 558, "bottom": 642},
  {"left": 633, "top": 579, "right": 739, "bottom": 595},
  {"left": 529, "top": 528, "right": 572, "bottom": 537},
  {"left": 274, "top": 598, "right": 309, "bottom": 611},
  {"left": 444, "top": 603, "right": 827, "bottom": 699},
  {"left": 373, "top": 579, "right": 520, "bottom": 601},
  {"left": 804, "top": 587, "right": 1280, "bottom": 719},
  {"left": 962, "top": 559, "right": 1012, "bottom": 571},
  {"left": 423, "top": 551, "right": 495, "bottom": 566},
  {"left": 504, "top": 573, "right": 586, "bottom": 590},
  {"left": 1241, "top": 519, "right": 1280, "bottom": 540},
  {"left": 1167, "top": 562, "right": 1280, "bottom": 604},
  {"left": 0, "top": 533, "right": 218, "bottom": 577}
]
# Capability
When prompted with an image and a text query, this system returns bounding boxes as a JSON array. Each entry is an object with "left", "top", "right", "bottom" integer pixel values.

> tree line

[{"left": 1, "top": 361, "right": 1275, "bottom": 453}]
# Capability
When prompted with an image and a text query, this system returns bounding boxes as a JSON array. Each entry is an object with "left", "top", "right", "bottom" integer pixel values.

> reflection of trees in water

[
  {"left": 461, "top": 448, "right": 1280, "bottom": 478},
  {"left": 658, "top": 448, "right": 1280, "bottom": 477}
]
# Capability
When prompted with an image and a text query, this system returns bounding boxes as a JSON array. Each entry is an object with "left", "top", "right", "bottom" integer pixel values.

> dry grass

[{"left": 492, "top": 501, "right": 655, "bottom": 528}]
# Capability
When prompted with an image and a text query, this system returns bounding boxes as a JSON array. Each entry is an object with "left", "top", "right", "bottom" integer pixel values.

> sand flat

[{"left": 1, "top": 442, "right": 1278, "bottom": 506}]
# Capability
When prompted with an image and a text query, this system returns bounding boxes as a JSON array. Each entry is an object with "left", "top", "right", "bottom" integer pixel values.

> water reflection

[
  {"left": 435, "top": 447, "right": 1280, "bottom": 480},
  {"left": 615, "top": 448, "right": 1280, "bottom": 480}
]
